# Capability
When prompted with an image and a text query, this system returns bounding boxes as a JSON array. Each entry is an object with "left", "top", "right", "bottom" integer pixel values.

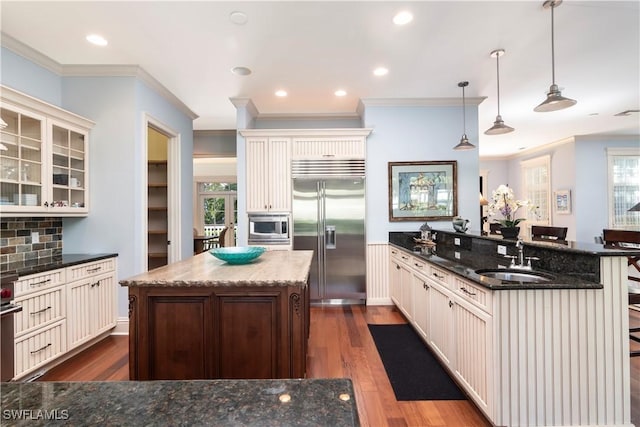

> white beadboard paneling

[
  {"left": 492, "top": 256, "right": 631, "bottom": 427},
  {"left": 15, "top": 320, "right": 66, "bottom": 378},
  {"left": 366, "top": 243, "right": 390, "bottom": 305}
]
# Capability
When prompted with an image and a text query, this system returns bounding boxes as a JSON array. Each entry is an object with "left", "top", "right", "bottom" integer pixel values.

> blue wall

[
  {"left": 363, "top": 105, "right": 481, "bottom": 241},
  {"left": 1, "top": 49, "right": 194, "bottom": 318}
]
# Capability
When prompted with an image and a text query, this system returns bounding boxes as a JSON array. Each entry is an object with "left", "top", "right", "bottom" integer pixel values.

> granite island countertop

[
  {"left": 120, "top": 250, "right": 314, "bottom": 288},
  {"left": 0, "top": 379, "right": 359, "bottom": 426}
]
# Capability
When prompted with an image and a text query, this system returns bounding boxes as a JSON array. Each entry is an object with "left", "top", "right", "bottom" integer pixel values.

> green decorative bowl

[{"left": 209, "top": 246, "right": 266, "bottom": 265}]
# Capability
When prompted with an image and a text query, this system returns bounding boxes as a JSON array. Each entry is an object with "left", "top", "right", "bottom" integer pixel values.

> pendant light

[
  {"left": 485, "top": 49, "right": 514, "bottom": 135},
  {"left": 453, "top": 81, "right": 476, "bottom": 151},
  {"left": 534, "top": 0, "right": 576, "bottom": 112}
]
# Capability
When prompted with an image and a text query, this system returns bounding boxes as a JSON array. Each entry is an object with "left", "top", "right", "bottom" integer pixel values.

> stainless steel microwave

[{"left": 248, "top": 213, "right": 290, "bottom": 244}]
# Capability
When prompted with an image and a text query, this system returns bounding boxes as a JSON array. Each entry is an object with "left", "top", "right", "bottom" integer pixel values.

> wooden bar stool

[{"left": 603, "top": 229, "right": 640, "bottom": 357}]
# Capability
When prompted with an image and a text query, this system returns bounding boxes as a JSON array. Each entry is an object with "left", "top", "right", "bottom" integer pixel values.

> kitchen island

[
  {"left": 120, "top": 250, "right": 313, "bottom": 380},
  {"left": 388, "top": 230, "right": 639, "bottom": 427},
  {"left": 0, "top": 378, "right": 359, "bottom": 426}
]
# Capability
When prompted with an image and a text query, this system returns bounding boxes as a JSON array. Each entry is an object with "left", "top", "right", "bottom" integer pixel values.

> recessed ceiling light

[
  {"left": 275, "top": 90, "right": 287, "bottom": 97},
  {"left": 86, "top": 34, "right": 108, "bottom": 46},
  {"left": 335, "top": 90, "right": 347, "bottom": 97},
  {"left": 229, "top": 11, "right": 248, "bottom": 25},
  {"left": 393, "top": 11, "right": 413, "bottom": 26},
  {"left": 373, "top": 67, "right": 388, "bottom": 76},
  {"left": 231, "top": 66, "right": 252, "bottom": 76}
]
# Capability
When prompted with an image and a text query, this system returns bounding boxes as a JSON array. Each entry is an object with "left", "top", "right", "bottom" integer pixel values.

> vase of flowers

[{"left": 487, "top": 184, "right": 534, "bottom": 239}]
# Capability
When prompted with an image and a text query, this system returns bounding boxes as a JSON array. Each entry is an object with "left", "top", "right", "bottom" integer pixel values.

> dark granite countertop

[
  {"left": 432, "top": 228, "right": 640, "bottom": 256},
  {"left": 390, "top": 232, "right": 603, "bottom": 290},
  {"left": 9, "top": 253, "right": 118, "bottom": 278},
  {"left": 0, "top": 379, "right": 359, "bottom": 426}
]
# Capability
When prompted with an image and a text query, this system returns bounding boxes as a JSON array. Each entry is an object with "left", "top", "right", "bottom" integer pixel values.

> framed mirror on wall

[{"left": 388, "top": 161, "right": 458, "bottom": 221}]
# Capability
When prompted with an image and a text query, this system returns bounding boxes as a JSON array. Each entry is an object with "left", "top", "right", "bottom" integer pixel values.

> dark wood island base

[{"left": 121, "top": 250, "right": 313, "bottom": 380}]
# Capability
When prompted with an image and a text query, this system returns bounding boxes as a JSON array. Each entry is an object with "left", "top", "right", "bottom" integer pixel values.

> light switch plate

[
  {"left": 497, "top": 245, "right": 507, "bottom": 255},
  {"left": 454, "top": 238, "right": 460, "bottom": 246},
  {"left": 454, "top": 251, "right": 460, "bottom": 259},
  {"left": 31, "top": 231, "right": 39, "bottom": 244}
]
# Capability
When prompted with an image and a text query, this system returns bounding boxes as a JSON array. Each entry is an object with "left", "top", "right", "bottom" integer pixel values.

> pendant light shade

[
  {"left": 453, "top": 81, "right": 476, "bottom": 151},
  {"left": 485, "top": 49, "right": 514, "bottom": 135},
  {"left": 534, "top": 0, "right": 576, "bottom": 112}
]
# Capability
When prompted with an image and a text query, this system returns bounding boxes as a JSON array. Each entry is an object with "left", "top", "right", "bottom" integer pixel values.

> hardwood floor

[{"left": 38, "top": 306, "right": 640, "bottom": 427}]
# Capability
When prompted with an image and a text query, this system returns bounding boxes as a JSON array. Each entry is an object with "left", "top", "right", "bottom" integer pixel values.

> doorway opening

[{"left": 196, "top": 182, "right": 237, "bottom": 247}]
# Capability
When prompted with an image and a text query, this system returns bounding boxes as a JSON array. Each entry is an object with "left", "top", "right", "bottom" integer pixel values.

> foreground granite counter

[
  {"left": 120, "top": 250, "right": 314, "bottom": 381},
  {"left": 0, "top": 379, "right": 359, "bottom": 426}
]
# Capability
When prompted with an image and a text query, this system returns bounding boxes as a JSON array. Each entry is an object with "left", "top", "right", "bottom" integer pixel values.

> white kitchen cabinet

[
  {"left": 291, "top": 134, "right": 367, "bottom": 159},
  {"left": 453, "top": 293, "right": 492, "bottom": 415},
  {"left": 245, "top": 136, "right": 291, "bottom": 212},
  {"left": 67, "top": 260, "right": 117, "bottom": 349},
  {"left": 427, "top": 278, "right": 454, "bottom": 365},
  {"left": 0, "top": 85, "right": 93, "bottom": 216},
  {"left": 411, "top": 272, "right": 430, "bottom": 340},
  {"left": 12, "top": 256, "right": 117, "bottom": 380},
  {"left": 389, "top": 249, "right": 402, "bottom": 306}
]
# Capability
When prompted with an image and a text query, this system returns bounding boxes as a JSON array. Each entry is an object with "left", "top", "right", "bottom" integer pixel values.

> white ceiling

[{"left": 1, "top": 1, "right": 639, "bottom": 157}]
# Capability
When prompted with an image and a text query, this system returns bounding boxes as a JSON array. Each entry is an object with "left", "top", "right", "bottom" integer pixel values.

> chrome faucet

[{"left": 505, "top": 238, "right": 539, "bottom": 270}]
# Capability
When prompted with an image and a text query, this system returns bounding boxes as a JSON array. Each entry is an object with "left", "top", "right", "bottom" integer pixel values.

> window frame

[
  {"left": 520, "top": 155, "right": 551, "bottom": 226},
  {"left": 606, "top": 147, "right": 640, "bottom": 230}
]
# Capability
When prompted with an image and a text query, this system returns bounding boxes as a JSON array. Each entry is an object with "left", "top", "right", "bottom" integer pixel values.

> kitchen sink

[{"left": 474, "top": 268, "right": 555, "bottom": 283}]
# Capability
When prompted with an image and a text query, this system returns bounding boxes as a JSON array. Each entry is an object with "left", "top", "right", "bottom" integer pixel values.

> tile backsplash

[{"left": 0, "top": 217, "right": 63, "bottom": 272}]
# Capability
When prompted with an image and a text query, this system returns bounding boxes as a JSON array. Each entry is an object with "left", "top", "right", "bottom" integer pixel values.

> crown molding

[
  {"left": 256, "top": 112, "right": 362, "bottom": 121},
  {"left": 359, "top": 97, "right": 487, "bottom": 107},
  {"left": 1, "top": 32, "right": 63, "bottom": 75},
  {"left": 239, "top": 128, "right": 373, "bottom": 138},
  {"left": 1, "top": 33, "right": 197, "bottom": 120},
  {"left": 229, "top": 97, "right": 260, "bottom": 120}
]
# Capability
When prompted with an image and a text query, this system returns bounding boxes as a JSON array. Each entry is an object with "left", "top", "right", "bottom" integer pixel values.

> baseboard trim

[
  {"left": 367, "top": 297, "right": 393, "bottom": 306},
  {"left": 111, "top": 317, "right": 129, "bottom": 335}
]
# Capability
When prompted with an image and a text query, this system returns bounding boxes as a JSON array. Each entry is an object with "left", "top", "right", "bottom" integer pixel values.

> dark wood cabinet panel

[
  {"left": 128, "top": 283, "right": 308, "bottom": 380},
  {"left": 217, "top": 295, "right": 279, "bottom": 379},
  {"left": 148, "top": 295, "right": 212, "bottom": 380}
]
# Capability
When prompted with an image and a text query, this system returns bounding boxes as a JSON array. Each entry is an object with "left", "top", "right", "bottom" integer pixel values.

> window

[
  {"left": 607, "top": 148, "right": 640, "bottom": 229},
  {"left": 196, "top": 182, "right": 237, "bottom": 243},
  {"left": 521, "top": 155, "right": 550, "bottom": 225}
]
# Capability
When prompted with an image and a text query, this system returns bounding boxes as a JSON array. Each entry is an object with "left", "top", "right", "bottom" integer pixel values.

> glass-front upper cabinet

[
  {"left": 1, "top": 86, "right": 93, "bottom": 217},
  {"left": 0, "top": 107, "right": 46, "bottom": 212},
  {"left": 50, "top": 122, "right": 87, "bottom": 211}
]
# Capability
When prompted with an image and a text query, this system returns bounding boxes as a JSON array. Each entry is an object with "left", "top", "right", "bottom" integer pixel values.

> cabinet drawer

[
  {"left": 454, "top": 278, "right": 492, "bottom": 314},
  {"left": 15, "top": 268, "right": 66, "bottom": 297},
  {"left": 14, "top": 285, "right": 66, "bottom": 337},
  {"left": 409, "top": 255, "right": 428, "bottom": 275},
  {"left": 429, "top": 265, "right": 451, "bottom": 287},
  {"left": 15, "top": 320, "right": 67, "bottom": 379},
  {"left": 66, "top": 257, "right": 115, "bottom": 281}
]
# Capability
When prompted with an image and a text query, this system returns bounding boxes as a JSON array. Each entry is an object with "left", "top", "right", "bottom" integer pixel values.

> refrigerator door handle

[{"left": 325, "top": 225, "right": 336, "bottom": 249}]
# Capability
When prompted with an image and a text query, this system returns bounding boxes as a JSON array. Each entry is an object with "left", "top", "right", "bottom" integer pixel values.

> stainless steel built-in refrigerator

[{"left": 292, "top": 160, "right": 366, "bottom": 304}]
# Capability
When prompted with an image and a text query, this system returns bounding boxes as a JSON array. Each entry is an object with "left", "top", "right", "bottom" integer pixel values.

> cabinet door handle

[
  {"left": 460, "top": 287, "right": 476, "bottom": 296},
  {"left": 391, "top": 250, "right": 397, "bottom": 255},
  {"left": 86, "top": 266, "right": 102, "bottom": 273},
  {"left": 30, "top": 278, "right": 51, "bottom": 287},
  {"left": 396, "top": 265, "right": 401, "bottom": 270},
  {"left": 414, "top": 263, "right": 423, "bottom": 268},
  {"left": 423, "top": 283, "right": 429, "bottom": 290},
  {"left": 30, "top": 343, "right": 52, "bottom": 354},
  {"left": 43, "top": 201, "right": 49, "bottom": 207},
  {"left": 30, "top": 306, "right": 52, "bottom": 315},
  {"left": 401, "top": 256, "right": 409, "bottom": 261},
  {"left": 432, "top": 272, "right": 444, "bottom": 280},
  {"left": 449, "top": 300, "right": 454, "bottom": 308},
  {"left": 91, "top": 280, "right": 101, "bottom": 288}
]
